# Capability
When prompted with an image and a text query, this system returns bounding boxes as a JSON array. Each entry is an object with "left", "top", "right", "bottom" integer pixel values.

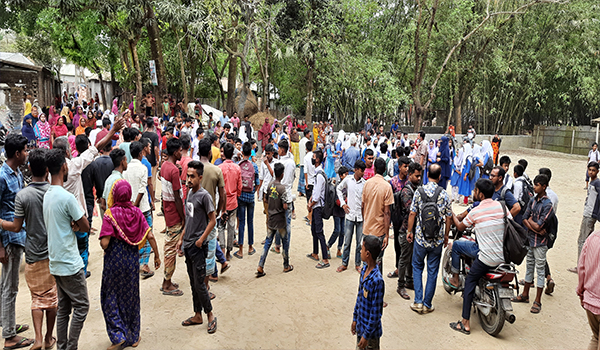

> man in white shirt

[
  {"left": 336, "top": 160, "right": 366, "bottom": 273},
  {"left": 88, "top": 120, "right": 102, "bottom": 146},
  {"left": 298, "top": 130, "right": 310, "bottom": 197},
  {"left": 191, "top": 128, "right": 205, "bottom": 161},
  {"left": 278, "top": 139, "right": 296, "bottom": 222}
]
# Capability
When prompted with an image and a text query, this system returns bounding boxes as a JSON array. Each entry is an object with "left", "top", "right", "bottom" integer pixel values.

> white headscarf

[
  {"left": 473, "top": 144, "right": 482, "bottom": 160},
  {"left": 481, "top": 140, "right": 493, "bottom": 159},
  {"left": 454, "top": 146, "right": 464, "bottom": 169},
  {"left": 462, "top": 143, "right": 473, "bottom": 162},
  {"left": 337, "top": 130, "right": 346, "bottom": 144}
]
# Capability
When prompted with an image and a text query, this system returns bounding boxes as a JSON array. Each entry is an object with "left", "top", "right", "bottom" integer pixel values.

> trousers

[
  {"left": 342, "top": 219, "right": 363, "bottom": 267},
  {"left": 185, "top": 244, "right": 212, "bottom": 314},
  {"left": 462, "top": 258, "right": 493, "bottom": 320},
  {"left": 586, "top": 309, "right": 600, "bottom": 350},
  {"left": 311, "top": 207, "right": 328, "bottom": 259},
  {"left": 54, "top": 269, "right": 89, "bottom": 350},
  {"left": 218, "top": 209, "right": 237, "bottom": 251},
  {"left": 0, "top": 244, "right": 23, "bottom": 339},
  {"left": 397, "top": 231, "right": 413, "bottom": 288}
]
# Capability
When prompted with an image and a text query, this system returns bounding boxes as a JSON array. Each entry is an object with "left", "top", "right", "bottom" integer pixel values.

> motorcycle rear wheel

[{"left": 477, "top": 294, "right": 506, "bottom": 336}]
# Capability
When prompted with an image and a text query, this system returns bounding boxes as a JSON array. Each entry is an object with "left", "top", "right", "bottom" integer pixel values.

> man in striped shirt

[{"left": 448, "top": 178, "right": 507, "bottom": 335}]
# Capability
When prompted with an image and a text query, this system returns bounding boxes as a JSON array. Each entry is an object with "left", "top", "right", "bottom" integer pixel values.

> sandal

[
  {"left": 14, "top": 325, "right": 28, "bottom": 334},
  {"left": 182, "top": 317, "right": 203, "bottom": 326},
  {"left": 306, "top": 253, "right": 319, "bottom": 262},
  {"left": 315, "top": 262, "right": 330, "bottom": 269},
  {"left": 221, "top": 263, "right": 230, "bottom": 274},
  {"left": 207, "top": 317, "right": 218, "bottom": 334},
  {"left": 387, "top": 271, "right": 398, "bottom": 278},
  {"left": 449, "top": 321, "right": 470, "bottom": 335},
  {"left": 159, "top": 282, "right": 179, "bottom": 292},
  {"left": 530, "top": 301, "right": 542, "bottom": 314},
  {"left": 511, "top": 294, "right": 529, "bottom": 303},
  {"left": 209, "top": 292, "right": 216, "bottom": 300},
  {"left": 162, "top": 289, "right": 184, "bottom": 296},
  {"left": 270, "top": 247, "right": 281, "bottom": 254},
  {"left": 233, "top": 251, "right": 243, "bottom": 259},
  {"left": 3, "top": 337, "right": 34, "bottom": 350},
  {"left": 545, "top": 279, "right": 555, "bottom": 295},
  {"left": 337, "top": 265, "right": 348, "bottom": 273},
  {"left": 141, "top": 270, "right": 154, "bottom": 279},
  {"left": 283, "top": 265, "right": 294, "bottom": 273},
  {"left": 248, "top": 248, "right": 256, "bottom": 255},
  {"left": 443, "top": 276, "right": 459, "bottom": 290},
  {"left": 256, "top": 270, "right": 266, "bottom": 278},
  {"left": 397, "top": 287, "right": 410, "bottom": 300}
]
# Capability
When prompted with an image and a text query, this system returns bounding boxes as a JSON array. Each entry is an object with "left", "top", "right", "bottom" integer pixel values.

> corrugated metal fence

[{"left": 533, "top": 125, "right": 598, "bottom": 155}]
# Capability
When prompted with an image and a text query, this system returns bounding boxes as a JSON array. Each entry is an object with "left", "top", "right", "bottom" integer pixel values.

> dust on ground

[{"left": 11, "top": 148, "right": 591, "bottom": 349}]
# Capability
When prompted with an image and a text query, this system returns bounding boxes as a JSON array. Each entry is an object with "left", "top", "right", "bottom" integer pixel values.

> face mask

[{"left": 311, "top": 158, "right": 316, "bottom": 165}]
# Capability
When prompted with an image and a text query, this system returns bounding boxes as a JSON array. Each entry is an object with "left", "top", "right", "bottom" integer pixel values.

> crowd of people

[{"left": 0, "top": 95, "right": 598, "bottom": 350}]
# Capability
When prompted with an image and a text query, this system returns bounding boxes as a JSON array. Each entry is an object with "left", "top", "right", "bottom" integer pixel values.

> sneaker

[
  {"left": 422, "top": 305, "right": 435, "bottom": 314},
  {"left": 410, "top": 302, "right": 423, "bottom": 314}
]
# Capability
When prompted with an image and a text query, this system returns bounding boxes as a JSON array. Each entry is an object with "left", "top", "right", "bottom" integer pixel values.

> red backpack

[{"left": 239, "top": 159, "right": 255, "bottom": 193}]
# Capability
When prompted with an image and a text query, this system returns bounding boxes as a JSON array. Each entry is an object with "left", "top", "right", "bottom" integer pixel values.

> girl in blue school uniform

[
  {"left": 458, "top": 142, "right": 476, "bottom": 205},
  {"left": 450, "top": 139, "right": 462, "bottom": 203}
]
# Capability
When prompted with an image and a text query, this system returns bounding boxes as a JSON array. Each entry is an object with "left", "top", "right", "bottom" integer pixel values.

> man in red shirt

[
  {"left": 160, "top": 138, "right": 185, "bottom": 296},
  {"left": 94, "top": 118, "right": 119, "bottom": 147},
  {"left": 218, "top": 143, "right": 242, "bottom": 260},
  {"left": 176, "top": 135, "right": 193, "bottom": 201}
]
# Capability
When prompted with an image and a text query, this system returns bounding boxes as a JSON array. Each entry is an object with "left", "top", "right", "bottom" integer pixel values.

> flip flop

[
  {"left": 233, "top": 252, "right": 243, "bottom": 259},
  {"left": 270, "top": 247, "right": 280, "bottom": 254},
  {"left": 207, "top": 317, "right": 218, "bottom": 334},
  {"left": 221, "top": 263, "right": 230, "bottom": 274},
  {"left": 387, "top": 271, "right": 398, "bottom": 278},
  {"left": 545, "top": 279, "right": 555, "bottom": 295},
  {"left": 3, "top": 337, "right": 34, "bottom": 350},
  {"left": 159, "top": 282, "right": 179, "bottom": 292},
  {"left": 443, "top": 276, "right": 459, "bottom": 290},
  {"left": 182, "top": 317, "right": 203, "bottom": 326},
  {"left": 248, "top": 248, "right": 256, "bottom": 255},
  {"left": 315, "top": 262, "right": 330, "bottom": 269},
  {"left": 306, "top": 253, "right": 319, "bottom": 261},
  {"left": 449, "top": 321, "right": 470, "bottom": 335},
  {"left": 162, "top": 289, "right": 184, "bottom": 296},
  {"left": 141, "top": 270, "right": 154, "bottom": 279},
  {"left": 283, "top": 265, "right": 294, "bottom": 273},
  {"left": 337, "top": 265, "right": 348, "bottom": 273},
  {"left": 256, "top": 271, "right": 266, "bottom": 278},
  {"left": 14, "top": 325, "right": 28, "bottom": 334},
  {"left": 209, "top": 292, "right": 216, "bottom": 300}
]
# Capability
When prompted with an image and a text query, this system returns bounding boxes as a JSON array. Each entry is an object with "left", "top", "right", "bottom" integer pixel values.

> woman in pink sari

[
  {"left": 33, "top": 113, "right": 52, "bottom": 149},
  {"left": 48, "top": 106, "right": 58, "bottom": 126},
  {"left": 72, "top": 106, "right": 84, "bottom": 128},
  {"left": 100, "top": 180, "right": 160, "bottom": 349},
  {"left": 51, "top": 117, "right": 68, "bottom": 145}
]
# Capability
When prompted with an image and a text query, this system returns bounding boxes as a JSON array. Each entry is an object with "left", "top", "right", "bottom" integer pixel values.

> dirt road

[{"left": 11, "top": 148, "right": 591, "bottom": 349}]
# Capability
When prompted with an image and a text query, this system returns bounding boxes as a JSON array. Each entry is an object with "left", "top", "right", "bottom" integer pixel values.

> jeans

[
  {"left": 218, "top": 208, "right": 237, "bottom": 251},
  {"left": 275, "top": 208, "right": 292, "bottom": 247},
  {"left": 139, "top": 211, "right": 153, "bottom": 266},
  {"left": 205, "top": 227, "right": 218, "bottom": 276},
  {"left": 397, "top": 232, "right": 413, "bottom": 288},
  {"left": 462, "top": 258, "right": 493, "bottom": 320},
  {"left": 0, "top": 244, "right": 23, "bottom": 339},
  {"left": 412, "top": 242, "right": 443, "bottom": 308},
  {"left": 342, "top": 219, "right": 363, "bottom": 267},
  {"left": 327, "top": 216, "right": 345, "bottom": 250},
  {"left": 54, "top": 269, "right": 89, "bottom": 350},
  {"left": 579, "top": 216, "right": 597, "bottom": 261},
  {"left": 259, "top": 227, "right": 290, "bottom": 268},
  {"left": 450, "top": 240, "right": 479, "bottom": 274},
  {"left": 525, "top": 245, "right": 548, "bottom": 288},
  {"left": 237, "top": 200, "right": 255, "bottom": 246},
  {"left": 211, "top": 241, "right": 227, "bottom": 278},
  {"left": 185, "top": 243, "right": 212, "bottom": 314},
  {"left": 311, "top": 207, "right": 328, "bottom": 259},
  {"left": 297, "top": 165, "right": 306, "bottom": 195},
  {"left": 74, "top": 231, "right": 89, "bottom": 275}
]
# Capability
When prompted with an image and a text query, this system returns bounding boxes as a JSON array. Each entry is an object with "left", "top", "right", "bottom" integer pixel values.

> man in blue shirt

[
  {"left": 0, "top": 134, "right": 33, "bottom": 349},
  {"left": 390, "top": 120, "right": 399, "bottom": 133},
  {"left": 490, "top": 166, "right": 521, "bottom": 218},
  {"left": 341, "top": 136, "right": 360, "bottom": 175}
]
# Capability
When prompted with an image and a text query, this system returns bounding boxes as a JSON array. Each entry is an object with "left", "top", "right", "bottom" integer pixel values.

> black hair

[
  {"left": 274, "top": 162, "right": 285, "bottom": 179},
  {"left": 47, "top": 149, "right": 66, "bottom": 175},
  {"left": 242, "top": 142, "right": 252, "bottom": 156},
  {"left": 514, "top": 164, "right": 524, "bottom": 177},
  {"left": 196, "top": 128, "right": 204, "bottom": 137},
  {"left": 303, "top": 129, "right": 310, "bottom": 137},
  {"left": 28, "top": 148, "right": 47, "bottom": 177},
  {"left": 475, "top": 178, "right": 494, "bottom": 199},
  {"left": 365, "top": 148, "right": 374, "bottom": 157},
  {"left": 145, "top": 117, "right": 154, "bottom": 129},
  {"left": 593, "top": 142, "right": 598, "bottom": 147},
  {"left": 250, "top": 139, "right": 257, "bottom": 146},
  {"left": 110, "top": 148, "right": 126, "bottom": 168},
  {"left": 518, "top": 159, "right": 528, "bottom": 171},
  {"left": 187, "top": 160, "right": 204, "bottom": 177},
  {"left": 428, "top": 164, "right": 441, "bottom": 180},
  {"left": 5, "top": 134, "right": 28, "bottom": 159},
  {"left": 140, "top": 137, "right": 151, "bottom": 149},
  {"left": 408, "top": 162, "right": 423, "bottom": 175},
  {"left": 380, "top": 142, "right": 388, "bottom": 153},
  {"left": 588, "top": 161, "right": 599, "bottom": 170},
  {"left": 180, "top": 135, "right": 191, "bottom": 150},
  {"left": 123, "top": 128, "right": 132, "bottom": 142},
  {"left": 534, "top": 174, "right": 549, "bottom": 187},
  {"left": 209, "top": 133, "right": 218, "bottom": 144},
  {"left": 499, "top": 155, "right": 511, "bottom": 166},
  {"left": 75, "top": 134, "right": 89, "bottom": 154},
  {"left": 493, "top": 166, "right": 506, "bottom": 181},
  {"left": 278, "top": 139, "right": 289, "bottom": 152},
  {"left": 306, "top": 141, "right": 314, "bottom": 151},
  {"left": 102, "top": 141, "right": 112, "bottom": 153},
  {"left": 399, "top": 156, "right": 411, "bottom": 166},
  {"left": 223, "top": 142, "right": 234, "bottom": 159},
  {"left": 130, "top": 141, "right": 144, "bottom": 159},
  {"left": 314, "top": 149, "right": 324, "bottom": 164},
  {"left": 103, "top": 118, "right": 112, "bottom": 128},
  {"left": 265, "top": 144, "right": 275, "bottom": 154},
  {"left": 354, "top": 159, "right": 366, "bottom": 171},
  {"left": 165, "top": 127, "right": 175, "bottom": 136},
  {"left": 234, "top": 138, "right": 242, "bottom": 144},
  {"left": 166, "top": 138, "right": 182, "bottom": 156},
  {"left": 130, "top": 128, "right": 140, "bottom": 140},
  {"left": 338, "top": 166, "right": 349, "bottom": 176},
  {"left": 224, "top": 123, "right": 231, "bottom": 129},
  {"left": 365, "top": 136, "right": 371, "bottom": 143},
  {"left": 363, "top": 235, "right": 381, "bottom": 261},
  {"left": 419, "top": 131, "right": 426, "bottom": 140},
  {"left": 374, "top": 158, "right": 386, "bottom": 175},
  {"left": 538, "top": 167, "right": 552, "bottom": 182},
  {"left": 84, "top": 127, "right": 92, "bottom": 137},
  {"left": 198, "top": 138, "right": 212, "bottom": 158}
]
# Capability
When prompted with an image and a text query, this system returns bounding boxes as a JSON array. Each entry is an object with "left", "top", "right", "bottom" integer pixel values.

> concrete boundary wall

[{"left": 532, "top": 125, "right": 597, "bottom": 156}]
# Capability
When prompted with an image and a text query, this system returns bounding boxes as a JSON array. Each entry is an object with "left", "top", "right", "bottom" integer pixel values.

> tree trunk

[
  {"left": 110, "top": 64, "right": 117, "bottom": 101},
  {"left": 145, "top": 3, "right": 167, "bottom": 98},
  {"left": 262, "top": 29, "right": 270, "bottom": 111},
  {"left": 174, "top": 29, "right": 188, "bottom": 104},
  {"left": 98, "top": 71, "right": 107, "bottom": 111},
  {"left": 305, "top": 57, "right": 315, "bottom": 124},
  {"left": 129, "top": 39, "right": 142, "bottom": 113},
  {"left": 226, "top": 50, "right": 237, "bottom": 116},
  {"left": 186, "top": 33, "right": 195, "bottom": 101}
]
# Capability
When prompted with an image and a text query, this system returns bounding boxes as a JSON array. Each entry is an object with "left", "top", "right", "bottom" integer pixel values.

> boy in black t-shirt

[{"left": 256, "top": 163, "right": 293, "bottom": 277}]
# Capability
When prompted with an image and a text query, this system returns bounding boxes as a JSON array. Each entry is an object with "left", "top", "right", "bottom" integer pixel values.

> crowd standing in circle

[{"left": 0, "top": 94, "right": 597, "bottom": 350}]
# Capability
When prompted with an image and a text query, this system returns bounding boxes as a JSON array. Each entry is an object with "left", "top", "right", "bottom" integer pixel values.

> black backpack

[
  {"left": 468, "top": 158, "right": 477, "bottom": 180},
  {"left": 500, "top": 202, "right": 529, "bottom": 265},
  {"left": 516, "top": 178, "right": 534, "bottom": 210},
  {"left": 546, "top": 212, "right": 559, "bottom": 249},
  {"left": 391, "top": 190, "right": 404, "bottom": 228},
  {"left": 317, "top": 170, "right": 336, "bottom": 220},
  {"left": 481, "top": 156, "right": 494, "bottom": 176},
  {"left": 418, "top": 186, "right": 443, "bottom": 241}
]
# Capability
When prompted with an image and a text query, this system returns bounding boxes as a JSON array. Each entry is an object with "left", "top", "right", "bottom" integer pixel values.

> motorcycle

[{"left": 442, "top": 226, "right": 519, "bottom": 336}]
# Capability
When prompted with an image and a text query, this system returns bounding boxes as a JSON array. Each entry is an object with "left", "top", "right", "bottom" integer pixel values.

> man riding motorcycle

[{"left": 446, "top": 178, "right": 510, "bottom": 335}]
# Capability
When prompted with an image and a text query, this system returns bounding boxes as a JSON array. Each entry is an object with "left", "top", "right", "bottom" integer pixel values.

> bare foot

[{"left": 44, "top": 336, "right": 56, "bottom": 350}]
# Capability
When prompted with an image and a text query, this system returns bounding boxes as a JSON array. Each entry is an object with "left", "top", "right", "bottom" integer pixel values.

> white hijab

[
  {"left": 481, "top": 140, "right": 493, "bottom": 159},
  {"left": 473, "top": 144, "right": 482, "bottom": 160}
]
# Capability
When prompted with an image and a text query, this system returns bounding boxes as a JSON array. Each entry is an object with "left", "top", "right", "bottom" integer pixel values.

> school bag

[
  {"left": 239, "top": 159, "right": 255, "bottom": 193},
  {"left": 418, "top": 186, "right": 443, "bottom": 240},
  {"left": 516, "top": 178, "right": 534, "bottom": 210},
  {"left": 500, "top": 202, "right": 529, "bottom": 265},
  {"left": 391, "top": 190, "right": 404, "bottom": 229},
  {"left": 468, "top": 159, "right": 477, "bottom": 181},
  {"left": 481, "top": 156, "right": 494, "bottom": 176},
  {"left": 545, "top": 212, "right": 559, "bottom": 249},
  {"left": 316, "top": 170, "right": 336, "bottom": 220}
]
